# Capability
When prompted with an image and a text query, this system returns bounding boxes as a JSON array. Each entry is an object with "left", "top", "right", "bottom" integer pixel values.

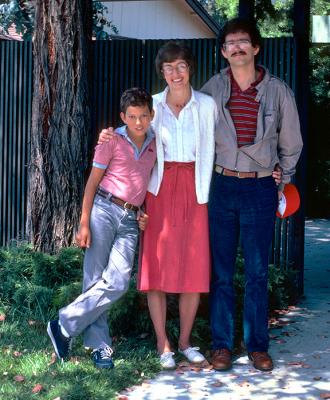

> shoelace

[
  {"left": 250, "top": 352, "right": 268, "bottom": 360},
  {"left": 99, "top": 346, "right": 113, "bottom": 360},
  {"left": 160, "top": 351, "right": 174, "bottom": 361},
  {"left": 183, "top": 346, "right": 200, "bottom": 354},
  {"left": 61, "top": 334, "right": 72, "bottom": 352},
  {"left": 214, "top": 349, "right": 230, "bottom": 357}
]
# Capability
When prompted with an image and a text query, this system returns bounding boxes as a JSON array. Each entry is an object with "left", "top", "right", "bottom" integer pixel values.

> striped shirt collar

[{"left": 229, "top": 66, "right": 265, "bottom": 93}]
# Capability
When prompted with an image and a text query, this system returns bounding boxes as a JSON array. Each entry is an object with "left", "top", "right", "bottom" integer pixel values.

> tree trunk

[{"left": 27, "top": 0, "right": 92, "bottom": 253}]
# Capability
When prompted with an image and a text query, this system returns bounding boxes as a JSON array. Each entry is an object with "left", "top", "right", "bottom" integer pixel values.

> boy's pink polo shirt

[{"left": 93, "top": 126, "right": 156, "bottom": 207}]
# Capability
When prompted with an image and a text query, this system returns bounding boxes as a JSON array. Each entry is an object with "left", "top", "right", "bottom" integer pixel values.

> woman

[{"left": 137, "top": 41, "right": 216, "bottom": 368}]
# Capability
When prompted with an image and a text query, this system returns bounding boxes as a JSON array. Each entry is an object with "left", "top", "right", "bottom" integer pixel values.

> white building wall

[{"left": 103, "top": 0, "right": 215, "bottom": 39}]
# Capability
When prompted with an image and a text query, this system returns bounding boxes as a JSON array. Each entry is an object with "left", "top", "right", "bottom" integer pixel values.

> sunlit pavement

[{"left": 121, "top": 219, "right": 330, "bottom": 400}]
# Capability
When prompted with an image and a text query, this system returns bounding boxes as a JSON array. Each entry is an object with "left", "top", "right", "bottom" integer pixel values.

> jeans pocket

[{"left": 257, "top": 176, "right": 277, "bottom": 189}]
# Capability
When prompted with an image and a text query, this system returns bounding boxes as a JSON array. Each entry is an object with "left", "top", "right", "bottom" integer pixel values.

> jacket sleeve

[
  {"left": 200, "top": 77, "right": 216, "bottom": 98},
  {"left": 277, "top": 86, "right": 303, "bottom": 184}
]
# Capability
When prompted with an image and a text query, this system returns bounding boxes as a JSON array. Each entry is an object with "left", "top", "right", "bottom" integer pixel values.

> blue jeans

[
  {"left": 208, "top": 173, "right": 278, "bottom": 352},
  {"left": 59, "top": 194, "right": 138, "bottom": 349}
]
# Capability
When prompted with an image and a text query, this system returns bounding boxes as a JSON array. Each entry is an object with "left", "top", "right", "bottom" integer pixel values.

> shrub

[{"left": 0, "top": 243, "right": 298, "bottom": 351}]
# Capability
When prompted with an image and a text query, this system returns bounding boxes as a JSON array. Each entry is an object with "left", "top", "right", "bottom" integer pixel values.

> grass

[{"left": 0, "top": 319, "right": 161, "bottom": 400}]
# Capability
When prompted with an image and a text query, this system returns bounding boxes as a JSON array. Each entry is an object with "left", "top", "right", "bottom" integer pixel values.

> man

[{"left": 201, "top": 18, "right": 303, "bottom": 372}]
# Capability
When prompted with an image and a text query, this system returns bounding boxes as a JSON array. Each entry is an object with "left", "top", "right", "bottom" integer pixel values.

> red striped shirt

[{"left": 228, "top": 67, "right": 264, "bottom": 147}]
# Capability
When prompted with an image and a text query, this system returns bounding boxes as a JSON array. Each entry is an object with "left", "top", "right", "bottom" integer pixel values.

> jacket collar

[{"left": 220, "top": 65, "right": 271, "bottom": 101}]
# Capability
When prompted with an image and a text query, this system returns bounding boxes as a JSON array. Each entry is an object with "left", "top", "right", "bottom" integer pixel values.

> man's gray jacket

[{"left": 201, "top": 66, "right": 303, "bottom": 185}]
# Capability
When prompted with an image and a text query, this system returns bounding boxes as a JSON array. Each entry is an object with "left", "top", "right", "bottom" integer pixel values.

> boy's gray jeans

[{"left": 59, "top": 194, "right": 139, "bottom": 349}]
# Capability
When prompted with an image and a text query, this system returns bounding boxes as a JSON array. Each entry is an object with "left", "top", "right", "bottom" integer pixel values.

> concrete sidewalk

[{"left": 121, "top": 219, "right": 330, "bottom": 400}]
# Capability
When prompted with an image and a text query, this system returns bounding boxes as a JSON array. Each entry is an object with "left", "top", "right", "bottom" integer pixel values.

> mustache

[{"left": 231, "top": 50, "right": 247, "bottom": 56}]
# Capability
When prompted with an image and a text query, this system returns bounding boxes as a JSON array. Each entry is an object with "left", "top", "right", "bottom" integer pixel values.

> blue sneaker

[
  {"left": 91, "top": 345, "right": 114, "bottom": 369},
  {"left": 47, "top": 320, "right": 72, "bottom": 361}
]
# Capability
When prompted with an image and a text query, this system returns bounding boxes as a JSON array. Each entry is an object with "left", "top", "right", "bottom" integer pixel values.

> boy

[{"left": 47, "top": 87, "right": 156, "bottom": 369}]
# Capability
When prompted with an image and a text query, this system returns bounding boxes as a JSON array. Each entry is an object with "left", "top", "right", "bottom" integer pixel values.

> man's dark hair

[
  {"left": 219, "top": 18, "right": 262, "bottom": 49},
  {"left": 155, "top": 41, "right": 195, "bottom": 78},
  {"left": 120, "top": 87, "right": 153, "bottom": 114}
]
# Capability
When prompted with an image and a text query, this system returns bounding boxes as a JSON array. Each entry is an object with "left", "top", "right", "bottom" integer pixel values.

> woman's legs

[
  {"left": 178, "top": 292, "right": 200, "bottom": 350},
  {"left": 147, "top": 290, "right": 171, "bottom": 354}
]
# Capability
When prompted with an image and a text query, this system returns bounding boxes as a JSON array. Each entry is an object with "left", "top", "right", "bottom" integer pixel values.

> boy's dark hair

[
  {"left": 219, "top": 18, "right": 262, "bottom": 49},
  {"left": 155, "top": 41, "right": 195, "bottom": 78},
  {"left": 120, "top": 87, "right": 153, "bottom": 114}
]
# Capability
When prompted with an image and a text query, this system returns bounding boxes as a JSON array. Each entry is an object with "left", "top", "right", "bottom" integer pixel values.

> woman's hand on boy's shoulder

[
  {"left": 137, "top": 212, "right": 149, "bottom": 231},
  {"left": 76, "top": 224, "right": 91, "bottom": 248},
  {"left": 98, "top": 127, "right": 115, "bottom": 144}
]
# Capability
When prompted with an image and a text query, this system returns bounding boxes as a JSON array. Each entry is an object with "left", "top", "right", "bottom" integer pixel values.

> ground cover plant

[{"left": 0, "top": 243, "right": 298, "bottom": 399}]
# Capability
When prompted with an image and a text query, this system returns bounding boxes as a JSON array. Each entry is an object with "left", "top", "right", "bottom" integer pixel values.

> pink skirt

[{"left": 138, "top": 162, "right": 210, "bottom": 293}]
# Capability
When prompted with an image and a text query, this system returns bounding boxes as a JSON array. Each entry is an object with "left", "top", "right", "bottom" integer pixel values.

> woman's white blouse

[
  {"left": 148, "top": 87, "right": 217, "bottom": 204},
  {"left": 159, "top": 87, "right": 197, "bottom": 162}
]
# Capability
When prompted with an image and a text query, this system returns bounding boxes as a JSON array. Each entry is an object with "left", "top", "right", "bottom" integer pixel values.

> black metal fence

[{"left": 0, "top": 37, "right": 303, "bottom": 284}]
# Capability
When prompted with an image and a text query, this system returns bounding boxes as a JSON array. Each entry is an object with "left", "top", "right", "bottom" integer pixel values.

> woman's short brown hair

[{"left": 155, "top": 41, "right": 195, "bottom": 78}]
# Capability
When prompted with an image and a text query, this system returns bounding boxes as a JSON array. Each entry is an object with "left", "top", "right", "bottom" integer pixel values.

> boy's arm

[{"left": 76, "top": 167, "right": 105, "bottom": 248}]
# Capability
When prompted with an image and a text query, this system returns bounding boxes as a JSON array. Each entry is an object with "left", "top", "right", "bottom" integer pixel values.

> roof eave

[{"left": 185, "top": 0, "right": 220, "bottom": 36}]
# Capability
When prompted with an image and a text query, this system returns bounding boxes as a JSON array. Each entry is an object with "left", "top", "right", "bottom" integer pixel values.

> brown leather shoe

[
  {"left": 211, "top": 349, "right": 232, "bottom": 371},
  {"left": 248, "top": 352, "right": 273, "bottom": 371}
]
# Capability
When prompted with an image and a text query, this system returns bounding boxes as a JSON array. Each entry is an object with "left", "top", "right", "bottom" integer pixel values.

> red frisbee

[{"left": 276, "top": 183, "right": 301, "bottom": 219}]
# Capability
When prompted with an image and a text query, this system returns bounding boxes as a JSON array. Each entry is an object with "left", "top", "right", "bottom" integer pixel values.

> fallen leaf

[
  {"left": 177, "top": 361, "right": 190, "bottom": 368},
  {"left": 48, "top": 353, "right": 57, "bottom": 365},
  {"left": 14, "top": 375, "right": 25, "bottom": 382},
  {"left": 32, "top": 384, "right": 43, "bottom": 393},
  {"left": 320, "top": 394, "right": 330, "bottom": 399},
  {"left": 269, "top": 334, "right": 280, "bottom": 340},
  {"left": 287, "top": 361, "right": 304, "bottom": 367},
  {"left": 238, "top": 380, "right": 250, "bottom": 387},
  {"left": 282, "top": 331, "right": 296, "bottom": 337},
  {"left": 211, "top": 380, "right": 223, "bottom": 387}
]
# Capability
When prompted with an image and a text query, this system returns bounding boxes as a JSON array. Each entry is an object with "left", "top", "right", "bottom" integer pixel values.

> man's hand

[
  {"left": 98, "top": 127, "right": 115, "bottom": 144},
  {"left": 137, "top": 212, "right": 149, "bottom": 231},
  {"left": 272, "top": 164, "right": 282, "bottom": 185},
  {"left": 76, "top": 224, "right": 91, "bottom": 248}
]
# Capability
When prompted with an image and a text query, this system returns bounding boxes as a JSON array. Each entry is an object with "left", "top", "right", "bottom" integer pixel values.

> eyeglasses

[
  {"left": 223, "top": 39, "right": 252, "bottom": 51},
  {"left": 162, "top": 62, "right": 189, "bottom": 75}
]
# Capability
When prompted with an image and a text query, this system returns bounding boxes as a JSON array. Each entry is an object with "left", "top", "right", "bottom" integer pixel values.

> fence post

[
  {"left": 238, "top": 0, "right": 255, "bottom": 20},
  {"left": 291, "top": 0, "right": 310, "bottom": 294}
]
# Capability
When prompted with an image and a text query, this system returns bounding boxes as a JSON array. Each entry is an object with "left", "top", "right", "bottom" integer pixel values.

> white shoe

[
  {"left": 179, "top": 346, "right": 205, "bottom": 363},
  {"left": 159, "top": 351, "right": 176, "bottom": 369}
]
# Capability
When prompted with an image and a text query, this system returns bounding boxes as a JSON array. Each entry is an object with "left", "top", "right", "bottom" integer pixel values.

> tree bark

[{"left": 27, "top": 0, "right": 92, "bottom": 253}]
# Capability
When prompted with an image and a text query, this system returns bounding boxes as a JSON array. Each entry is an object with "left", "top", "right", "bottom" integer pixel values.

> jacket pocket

[{"left": 263, "top": 109, "right": 279, "bottom": 137}]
